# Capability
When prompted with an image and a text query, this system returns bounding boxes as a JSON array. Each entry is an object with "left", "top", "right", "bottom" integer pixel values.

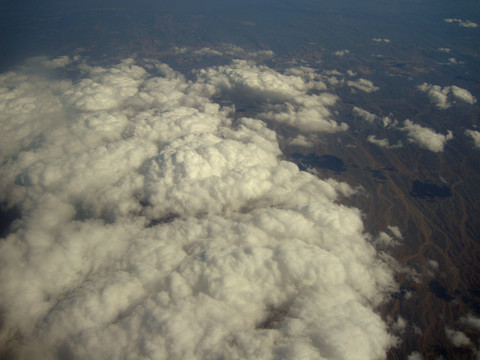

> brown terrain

[{"left": 281, "top": 126, "right": 480, "bottom": 359}]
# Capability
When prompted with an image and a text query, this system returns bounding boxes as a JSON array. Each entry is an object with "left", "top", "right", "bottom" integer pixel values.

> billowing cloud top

[
  {"left": 0, "top": 56, "right": 397, "bottom": 360},
  {"left": 195, "top": 60, "right": 349, "bottom": 133}
]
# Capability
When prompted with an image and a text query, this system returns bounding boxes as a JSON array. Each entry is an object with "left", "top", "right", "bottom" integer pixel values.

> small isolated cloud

[
  {"left": 375, "top": 225, "right": 403, "bottom": 247},
  {"left": 427, "top": 259, "right": 439, "bottom": 271},
  {"left": 417, "top": 83, "right": 476, "bottom": 109},
  {"left": 444, "top": 18, "right": 478, "bottom": 28},
  {"left": 460, "top": 314, "right": 480, "bottom": 331},
  {"left": 353, "top": 106, "right": 377, "bottom": 123},
  {"left": 445, "top": 327, "right": 472, "bottom": 347},
  {"left": 288, "top": 134, "right": 315, "bottom": 147},
  {"left": 334, "top": 49, "right": 350, "bottom": 56},
  {"left": 367, "top": 135, "right": 390, "bottom": 148},
  {"left": 408, "top": 351, "right": 424, "bottom": 360},
  {"left": 375, "top": 232, "right": 400, "bottom": 247},
  {"left": 368, "top": 135, "right": 403, "bottom": 149},
  {"left": 392, "top": 316, "right": 407, "bottom": 334},
  {"left": 388, "top": 225, "right": 403, "bottom": 240},
  {"left": 450, "top": 86, "right": 477, "bottom": 104},
  {"left": 402, "top": 119, "right": 453, "bottom": 152},
  {"left": 465, "top": 130, "right": 480, "bottom": 148},
  {"left": 347, "top": 78, "right": 379, "bottom": 93},
  {"left": 372, "top": 38, "right": 391, "bottom": 43},
  {"left": 351, "top": 108, "right": 398, "bottom": 129},
  {"left": 382, "top": 115, "right": 398, "bottom": 128},
  {"left": 438, "top": 48, "right": 451, "bottom": 53}
]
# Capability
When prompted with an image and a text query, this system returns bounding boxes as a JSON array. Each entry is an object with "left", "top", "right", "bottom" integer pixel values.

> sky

[{"left": 1, "top": 0, "right": 480, "bottom": 359}]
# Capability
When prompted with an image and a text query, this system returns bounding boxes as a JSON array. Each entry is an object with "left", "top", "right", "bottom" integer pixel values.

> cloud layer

[{"left": 0, "top": 57, "right": 397, "bottom": 359}]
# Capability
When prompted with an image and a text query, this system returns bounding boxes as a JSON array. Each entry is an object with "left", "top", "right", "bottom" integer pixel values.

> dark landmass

[{"left": 410, "top": 180, "right": 452, "bottom": 199}]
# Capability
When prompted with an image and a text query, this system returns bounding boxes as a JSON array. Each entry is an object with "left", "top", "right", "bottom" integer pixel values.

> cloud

[
  {"left": 465, "top": 129, "right": 480, "bottom": 148},
  {"left": 417, "top": 83, "right": 476, "bottom": 108},
  {"left": 438, "top": 48, "right": 451, "bottom": 53},
  {"left": 351, "top": 107, "right": 397, "bottom": 129},
  {"left": 375, "top": 226, "right": 402, "bottom": 247},
  {"left": 195, "top": 60, "right": 348, "bottom": 132},
  {"left": 288, "top": 134, "right": 315, "bottom": 147},
  {"left": 407, "top": 352, "right": 424, "bottom": 360},
  {"left": 401, "top": 120, "right": 453, "bottom": 152},
  {"left": 460, "top": 314, "right": 480, "bottom": 331},
  {"left": 65, "top": 59, "right": 147, "bottom": 112},
  {"left": 367, "top": 135, "right": 403, "bottom": 149},
  {"left": 417, "top": 83, "right": 450, "bottom": 109},
  {"left": 0, "top": 57, "right": 398, "bottom": 360},
  {"left": 372, "top": 38, "right": 390, "bottom": 43},
  {"left": 353, "top": 106, "right": 377, "bottom": 123},
  {"left": 388, "top": 225, "right": 403, "bottom": 240},
  {"left": 427, "top": 259, "right": 439, "bottom": 271},
  {"left": 347, "top": 78, "right": 379, "bottom": 93},
  {"left": 445, "top": 328, "right": 472, "bottom": 347},
  {"left": 334, "top": 49, "right": 350, "bottom": 56},
  {"left": 444, "top": 18, "right": 478, "bottom": 28},
  {"left": 375, "top": 232, "right": 399, "bottom": 247},
  {"left": 381, "top": 116, "right": 398, "bottom": 128},
  {"left": 450, "top": 86, "right": 477, "bottom": 104},
  {"left": 367, "top": 135, "right": 389, "bottom": 148}
]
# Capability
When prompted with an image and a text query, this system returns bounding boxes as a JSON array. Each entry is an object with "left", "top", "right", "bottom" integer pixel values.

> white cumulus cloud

[
  {"left": 347, "top": 78, "right": 379, "bottom": 93},
  {"left": 368, "top": 135, "right": 403, "bottom": 149},
  {"left": 0, "top": 56, "right": 398, "bottom": 360},
  {"left": 368, "top": 135, "right": 390, "bottom": 148},
  {"left": 450, "top": 85, "right": 477, "bottom": 104},
  {"left": 353, "top": 106, "right": 377, "bottom": 123},
  {"left": 445, "top": 328, "right": 472, "bottom": 347},
  {"left": 460, "top": 314, "right": 480, "bottom": 331},
  {"left": 195, "top": 60, "right": 348, "bottom": 133},
  {"left": 402, "top": 119, "right": 453, "bottom": 152},
  {"left": 465, "top": 129, "right": 480, "bottom": 148},
  {"left": 418, "top": 83, "right": 476, "bottom": 109}
]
